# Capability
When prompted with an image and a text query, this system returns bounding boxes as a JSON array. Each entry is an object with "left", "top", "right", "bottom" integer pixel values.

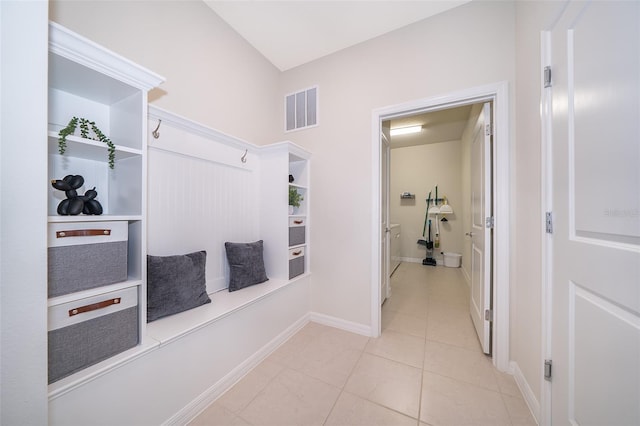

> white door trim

[
  {"left": 540, "top": 30, "right": 553, "bottom": 426},
  {"left": 370, "top": 81, "right": 510, "bottom": 372}
]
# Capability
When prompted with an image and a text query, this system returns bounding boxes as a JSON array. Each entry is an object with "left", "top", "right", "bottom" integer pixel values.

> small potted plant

[
  {"left": 58, "top": 116, "right": 116, "bottom": 169},
  {"left": 289, "top": 186, "right": 303, "bottom": 215}
]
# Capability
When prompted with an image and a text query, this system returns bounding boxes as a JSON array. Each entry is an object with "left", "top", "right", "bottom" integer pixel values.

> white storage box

[
  {"left": 443, "top": 252, "right": 462, "bottom": 268},
  {"left": 48, "top": 221, "right": 128, "bottom": 297},
  {"left": 48, "top": 286, "right": 138, "bottom": 383}
]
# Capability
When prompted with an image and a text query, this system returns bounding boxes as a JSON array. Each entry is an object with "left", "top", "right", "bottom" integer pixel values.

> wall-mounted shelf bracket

[{"left": 426, "top": 197, "right": 445, "bottom": 204}]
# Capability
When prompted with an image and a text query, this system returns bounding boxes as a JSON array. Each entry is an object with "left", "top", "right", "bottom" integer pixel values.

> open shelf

[
  {"left": 48, "top": 215, "right": 143, "bottom": 223},
  {"left": 48, "top": 131, "right": 142, "bottom": 162},
  {"left": 47, "top": 279, "right": 142, "bottom": 308}
]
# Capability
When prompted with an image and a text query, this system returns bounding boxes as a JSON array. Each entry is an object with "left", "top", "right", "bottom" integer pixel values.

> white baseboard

[
  {"left": 309, "top": 311, "right": 373, "bottom": 337},
  {"left": 166, "top": 311, "right": 372, "bottom": 425},
  {"left": 461, "top": 264, "right": 471, "bottom": 286},
  {"left": 401, "top": 256, "right": 450, "bottom": 266},
  {"left": 510, "top": 361, "right": 541, "bottom": 425},
  {"left": 400, "top": 257, "right": 443, "bottom": 265},
  {"left": 400, "top": 257, "right": 423, "bottom": 263},
  {"left": 165, "top": 313, "right": 310, "bottom": 425}
]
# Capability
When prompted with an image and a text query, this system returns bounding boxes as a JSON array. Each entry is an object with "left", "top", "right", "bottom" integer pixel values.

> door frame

[
  {"left": 381, "top": 126, "right": 391, "bottom": 304},
  {"left": 541, "top": 29, "right": 553, "bottom": 426},
  {"left": 370, "top": 81, "right": 510, "bottom": 372}
]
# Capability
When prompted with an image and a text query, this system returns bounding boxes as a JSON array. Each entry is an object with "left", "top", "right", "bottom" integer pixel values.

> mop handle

[{"left": 422, "top": 191, "right": 431, "bottom": 237}]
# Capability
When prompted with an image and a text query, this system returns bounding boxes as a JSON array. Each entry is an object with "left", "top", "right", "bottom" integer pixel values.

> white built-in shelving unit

[
  {"left": 288, "top": 149, "right": 310, "bottom": 279},
  {"left": 47, "top": 22, "right": 164, "bottom": 391},
  {"left": 259, "top": 142, "right": 311, "bottom": 283},
  {"left": 45, "top": 23, "right": 312, "bottom": 413}
]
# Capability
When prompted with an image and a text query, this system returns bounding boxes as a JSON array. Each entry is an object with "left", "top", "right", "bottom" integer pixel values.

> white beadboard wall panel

[{"left": 147, "top": 119, "right": 259, "bottom": 294}]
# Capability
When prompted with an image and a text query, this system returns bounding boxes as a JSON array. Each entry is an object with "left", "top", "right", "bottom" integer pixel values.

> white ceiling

[
  {"left": 204, "top": 0, "right": 471, "bottom": 71},
  {"left": 386, "top": 105, "right": 473, "bottom": 149}
]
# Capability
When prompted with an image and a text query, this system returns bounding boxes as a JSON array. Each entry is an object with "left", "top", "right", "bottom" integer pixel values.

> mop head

[{"left": 422, "top": 257, "right": 437, "bottom": 266}]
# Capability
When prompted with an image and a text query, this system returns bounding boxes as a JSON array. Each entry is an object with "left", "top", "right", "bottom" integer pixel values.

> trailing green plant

[
  {"left": 289, "top": 186, "right": 303, "bottom": 207},
  {"left": 58, "top": 117, "right": 116, "bottom": 169},
  {"left": 57, "top": 116, "right": 78, "bottom": 157}
]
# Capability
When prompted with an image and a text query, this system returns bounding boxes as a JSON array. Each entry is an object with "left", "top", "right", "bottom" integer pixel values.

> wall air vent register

[{"left": 285, "top": 86, "right": 318, "bottom": 132}]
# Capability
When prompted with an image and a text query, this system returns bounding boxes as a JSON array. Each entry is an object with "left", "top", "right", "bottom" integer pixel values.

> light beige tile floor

[{"left": 190, "top": 262, "right": 537, "bottom": 426}]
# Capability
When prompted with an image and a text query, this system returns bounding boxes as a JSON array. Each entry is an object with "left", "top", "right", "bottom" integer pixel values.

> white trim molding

[
  {"left": 511, "top": 361, "right": 542, "bottom": 424},
  {"left": 540, "top": 29, "right": 554, "bottom": 426},
  {"left": 371, "top": 82, "right": 511, "bottom": 372},
  {"left": 167, "top": 314, "right": 311, "bottom": 425},
  {"left": 309, "top": 312, "right": 373, "bottom": 337},
  {"left": 49, "top": 21, "right": 164, "bottom": 91},
  {"left": 169, "top": 311, "right": 372, "bottom": 425}
]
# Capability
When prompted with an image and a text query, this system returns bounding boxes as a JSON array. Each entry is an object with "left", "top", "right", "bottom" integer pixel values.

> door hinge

[
  {"left": 544, "top": 66, "right": 552, "bottom": 88},
  {"left": 546, "top": 212, "right": 553, "bottom": 234},
  {"left": 485, "top": 123, "right": 493, "bottom": 136},
  {"left": 484, "top": 309, "right": 493, "bottom": 322},
  {"left": 544, "top": 359, "right": 553, "bottom": 381},
  {"left": 485, "top": 216, "right": 494, "bottom": 229}
]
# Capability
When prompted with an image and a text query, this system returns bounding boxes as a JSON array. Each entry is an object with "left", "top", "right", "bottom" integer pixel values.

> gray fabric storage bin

[
  {"left": 48, "top": 221, "right": 128, "bottom": 298},
  {"left": 289, "top": 226, "right": 306, "bottom": 246},
  {"left": 289, "top": 256, "right": 304, "bottom": 279},
  {"left": 48, "top": 287, "right": 138, "bottom": 383},
  {"left": 289, "top": 247, "right": 305, "bottom": 279}
]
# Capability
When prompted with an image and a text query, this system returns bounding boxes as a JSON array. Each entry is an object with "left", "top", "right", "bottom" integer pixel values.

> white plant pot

[{"left": 288, "top": 205, "right": 294, "bottom": 215}]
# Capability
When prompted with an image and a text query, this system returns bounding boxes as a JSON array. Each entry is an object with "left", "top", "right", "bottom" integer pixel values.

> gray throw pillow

[
  {"left": 147, "top": 250, "right": 211, "bottom": 322},
  {"left": 224, "top": 240, "right": 269, "bottom": 292}
]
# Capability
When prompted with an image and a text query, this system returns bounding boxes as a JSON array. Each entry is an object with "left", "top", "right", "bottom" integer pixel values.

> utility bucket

[{"left": 443, "top": 252, "right": 462, "bottom": 268}]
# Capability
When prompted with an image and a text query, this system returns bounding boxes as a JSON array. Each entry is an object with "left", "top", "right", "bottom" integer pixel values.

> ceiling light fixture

[{"left": 390, "top": 125, "right": 422, "bottom": 136}]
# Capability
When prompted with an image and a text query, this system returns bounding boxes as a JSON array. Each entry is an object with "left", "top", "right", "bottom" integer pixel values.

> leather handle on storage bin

[
  {"left": 292, "top": 250, "right": 302, "bottom": 256},
  {"left": 56, "top": 229, "right": 111, "bottom": 238},
  {"left": 69, "top": 298, "right": 121, "bottom": 317},
  {"left": 293, "top": 220, "right": 304, "bottom": 225}
]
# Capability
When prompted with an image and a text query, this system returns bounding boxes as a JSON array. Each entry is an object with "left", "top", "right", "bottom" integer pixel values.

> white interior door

[
  {"left": 469, "top": 102, "right": 492, "bottom": 355},
  {"left": 381, "top": 125, "right": 391, "bottom": 304},
  {"left": 549, "top": 1, "right": 640, "bottom": 424}
]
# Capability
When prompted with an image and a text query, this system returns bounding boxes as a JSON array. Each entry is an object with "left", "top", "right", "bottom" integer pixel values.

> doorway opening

[
  {"left": 383, "top": 102, "right": 493, "bottom": 355},
  {"left": 370, "top": 82, "right": 510, "bottom": 371}
]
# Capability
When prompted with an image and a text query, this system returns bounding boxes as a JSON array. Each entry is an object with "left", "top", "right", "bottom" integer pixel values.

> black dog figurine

[{"left": 51, "top": 175, "right": 103, "bottom": 215}]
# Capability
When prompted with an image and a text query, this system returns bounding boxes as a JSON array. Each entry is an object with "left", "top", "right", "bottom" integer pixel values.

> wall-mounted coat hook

[
  {"left": 241, "top": 149, "right": 248, "bottom": 163},
  {"left": 152, "top": 120, "right": 162, "bottom": 139}
]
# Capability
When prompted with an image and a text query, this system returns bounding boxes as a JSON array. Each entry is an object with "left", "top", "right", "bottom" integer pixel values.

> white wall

[
  {"left": 0, "top": 1, "right": 49, "bottom": 424},
  {"left": 390, "top": 141, "right": 463, "bottom": 263},
  {"left": 50, "top": 0, "right": 281, "bottom": 146},
  {"left": 277, "top": 0, "right": 516, "bottom": 330}
]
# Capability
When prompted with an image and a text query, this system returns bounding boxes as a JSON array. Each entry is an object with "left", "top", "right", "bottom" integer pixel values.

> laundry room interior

[{"left": 385, "top": 102, "right": 485, "bottom": 279}]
